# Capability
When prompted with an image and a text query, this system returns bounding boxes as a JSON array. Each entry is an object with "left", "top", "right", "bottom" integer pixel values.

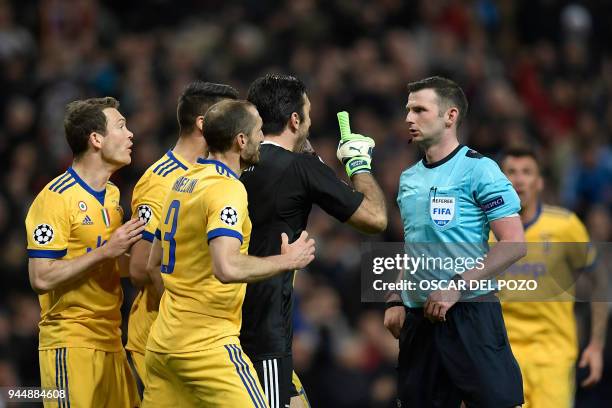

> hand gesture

[
  {"left": 103, "top": 218, "right": 145, "bottom": 259},
  {"left": 281, "top": 231, "right": 315, "bottom": 270}
]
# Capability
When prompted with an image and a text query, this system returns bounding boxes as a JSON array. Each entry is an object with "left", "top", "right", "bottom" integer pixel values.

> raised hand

[{"left": 336, "top": 111, "right": 375, "bottom": 177}]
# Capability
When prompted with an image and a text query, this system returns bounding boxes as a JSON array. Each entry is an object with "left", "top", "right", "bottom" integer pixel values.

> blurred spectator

[{"left": 3, "top": 1, "right": 611, "bottom": 406}]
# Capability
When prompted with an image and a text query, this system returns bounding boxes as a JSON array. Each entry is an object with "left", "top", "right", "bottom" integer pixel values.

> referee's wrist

[{"left": 451, "top": 274, "right": 469, "bottom": 296}]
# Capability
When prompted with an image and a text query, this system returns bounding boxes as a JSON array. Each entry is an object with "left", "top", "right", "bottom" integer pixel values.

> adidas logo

[{"left": 82, "top": 215, "right": 94, "bottom": 225}]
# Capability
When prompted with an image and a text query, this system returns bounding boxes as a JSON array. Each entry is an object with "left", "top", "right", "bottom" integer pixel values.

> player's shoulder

[
  {"left": 135, "top": 151, "right": 189, "bottom": 191},
  {"left": 40, "top": 170, "right": 77, "bottom": 199},
  {"left": 541, "top": 205, "right": 580, "bottom": 229},
  {"left": 210, "top": 172, "right": 246, "bottom": 192},
  {"left": 145, "top": 150, "right": 189, "bottom": 179},
  {"left": 106, "top": 180, "right": 119, "bottom": 194},
  {"left": 540, "top": 205, "right": 587, "bottom": 238},
  {"left": 29, "top": 172, "right": 74, "bottom": 217},
  {"left": 541, "top": 204, "right": 574, "bottom": 219},
  {"left": 260, "top": 143, "right": 310, "bottom": 168},
  {"left": 292, "top": 150, "right": 332, "bottom": 176},
  {"left": 194, "top": 158, "right": 245, "bottom": 191}
]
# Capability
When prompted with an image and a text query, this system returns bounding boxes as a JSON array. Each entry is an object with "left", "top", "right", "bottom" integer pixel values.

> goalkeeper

[{"left": 241, "top": 74, "right": 387, "bottom": 407}]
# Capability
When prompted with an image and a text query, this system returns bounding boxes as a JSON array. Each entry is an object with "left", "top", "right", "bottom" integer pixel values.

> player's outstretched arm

[
  {"left": 210, "top": 231, "right": 315, "bottom": 283},
  {"left": 336, "top": 111, "right": 387, "bottom": 233},
  {"left": 29, "top": 218, "right": 145, "bottom": 293}
]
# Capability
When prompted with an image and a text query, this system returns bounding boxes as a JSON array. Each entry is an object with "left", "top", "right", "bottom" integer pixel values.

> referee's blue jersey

[{"left": 397, "top": 145, "right": 520, "bottom": 306}]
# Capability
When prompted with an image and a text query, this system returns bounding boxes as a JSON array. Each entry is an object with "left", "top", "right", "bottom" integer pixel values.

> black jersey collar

[{"left": 422, "top": 144, "right": 464, "bottom": 169}]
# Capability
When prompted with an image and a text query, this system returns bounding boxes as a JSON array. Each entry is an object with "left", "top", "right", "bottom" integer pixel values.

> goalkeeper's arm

[{"left": 336, "top": 111, "right": 387, "bottom": 234}]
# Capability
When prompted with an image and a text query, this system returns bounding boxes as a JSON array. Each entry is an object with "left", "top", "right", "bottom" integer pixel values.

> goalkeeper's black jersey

[{"left": 239, "top": 142, "right": 364, "bottom": 359}]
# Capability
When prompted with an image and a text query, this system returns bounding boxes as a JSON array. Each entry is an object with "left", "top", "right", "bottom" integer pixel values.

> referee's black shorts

[{"left": 397, "top": 294, "right": 524, "bottom": 408}]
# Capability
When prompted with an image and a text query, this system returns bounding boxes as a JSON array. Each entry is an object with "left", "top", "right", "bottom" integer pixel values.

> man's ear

[
  {"left": 236, "top": 133, "right": 247, "bottom": 149},
  {"left": 89, "top": 131, "right": 104, "bottom": 150},
  {"left": 289, "top": 112, "right": 300, "bottom": 132},
  {"left": 196, "top": 116, "right": 204, "bottom": 133},
  {"left": 536, "top": 174, "right": 544, "bottom": 194},
  {"left": 445, "top": 107, "right": 459, "bottom": 128}
]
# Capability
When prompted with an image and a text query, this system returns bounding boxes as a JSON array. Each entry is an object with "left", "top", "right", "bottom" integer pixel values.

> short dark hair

[
  {"left": 203, "top": 100, "right": 257, "bottom": 153},
  {"left": 406, "top": 76, "right": 468, "bottom": 127},
  {"left": 500, "top": 146, "right": 540, "bottom": 172},
  {"left": 177, "top": 81, "right": 239, "bottom": 134},
  {"left": 247, "top": 74, "right": 306, "bottom": 135},
  {"left": 64, "top": 97, "right": 119, "bottom": 158}
]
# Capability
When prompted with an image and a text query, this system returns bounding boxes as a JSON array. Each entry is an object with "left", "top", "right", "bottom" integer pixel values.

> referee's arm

[
  {"left": 462, "top": 216, "right": 526, "bottom": 283},
  {"left": 346, "top": 172, "right": 387, "bottom": 234}
]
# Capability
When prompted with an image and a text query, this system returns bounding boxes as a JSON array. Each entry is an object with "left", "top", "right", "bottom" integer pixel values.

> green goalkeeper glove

[{"left": 336, "top": 111, "right": 375, "bottom": 177}]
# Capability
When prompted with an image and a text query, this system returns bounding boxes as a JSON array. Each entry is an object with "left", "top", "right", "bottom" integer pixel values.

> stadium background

[{"left": 1, "top": 0, "right": 611, "bottom": 406}]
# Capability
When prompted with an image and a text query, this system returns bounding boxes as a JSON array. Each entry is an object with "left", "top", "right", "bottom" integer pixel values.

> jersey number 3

[{"left": 161, "top": 200, "right": 180, "bottom": 274}]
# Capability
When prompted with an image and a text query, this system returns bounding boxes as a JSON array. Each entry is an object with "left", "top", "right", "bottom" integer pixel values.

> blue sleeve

[{"left": 471, "top": 158, "right": 521, "bottom": 221}]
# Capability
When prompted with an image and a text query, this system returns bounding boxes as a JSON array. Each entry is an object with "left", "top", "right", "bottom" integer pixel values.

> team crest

[
  {"left": 33, "top": 224, "right": 54, "bottom": 245},
  {"left": 137, "top": 205, "right": 153, "bottom": 225},
  {"left": 78, "top": 201, "right": 87, "bottom": 211},
  {"left": 430, "top": 196, "right": 455, "bottom": 227},
  {"left": 220, "top": 206, "right": 238, "bottom": 226}
]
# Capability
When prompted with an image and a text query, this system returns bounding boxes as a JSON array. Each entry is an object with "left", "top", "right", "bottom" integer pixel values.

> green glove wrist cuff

[{"left": 345, "top": 156, "right": 371, "bottom": 177}]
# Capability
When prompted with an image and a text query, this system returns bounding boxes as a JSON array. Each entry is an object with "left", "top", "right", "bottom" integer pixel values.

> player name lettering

[{"left": 172, "top": 176, "right": 198, "bottom": 193}]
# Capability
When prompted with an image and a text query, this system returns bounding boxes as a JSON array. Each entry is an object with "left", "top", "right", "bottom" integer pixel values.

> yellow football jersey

[
  {"left": 126, "top": 150, "right": 189, "bottom": 355},
  {"left": 147, "top": 158, "right": 252, "bottom": 354},
  {"left": 25, "top": 168, "right": 125, "bottom": 351},
  {"left": 499, "top": 204, "right": 595, "bottom": 363}
]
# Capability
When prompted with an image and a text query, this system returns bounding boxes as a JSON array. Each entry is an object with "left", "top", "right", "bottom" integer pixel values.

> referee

[
  {"left": 387, "top": 76, "right": 526, "bottom": 408},
  {"left": 241, "top": 74, "right": 387, "bottom": 408}
]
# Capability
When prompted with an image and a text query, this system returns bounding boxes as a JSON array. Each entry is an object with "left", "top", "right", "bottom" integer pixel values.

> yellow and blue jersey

[
  {"left": 126, "top": 150, "right": 190, "bottom": 355},
  {"left": 25, "top": 167, "right": 125, "bottom": 351},
  {"left": 499, "top": 204, "right": 595, "bottom": 363},
  {"left": 146, "top": 158, "right": 252, "bottom": 354}
]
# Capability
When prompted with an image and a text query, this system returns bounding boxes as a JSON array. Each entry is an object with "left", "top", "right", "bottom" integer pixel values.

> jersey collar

[
  {"left": 67, "top": 167, "right": 106, "bottom": 205},
  {"left": 261, "top": 140, "right": 283, "bottom": 148},
  {"left": 261, "top": 140, "right": 293, "bottom": 152},
  {"left": 167, "top": 150, "right": 189, "bottom": 170},
  {"left": 196, "top": 158, "right": 239, "bottom": 179},
  {"left": 422, "top": 144, "right": 464, "bottom": 169},
  {"left": 522, "top": 201, "right": 542, "bottom": 230}
]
